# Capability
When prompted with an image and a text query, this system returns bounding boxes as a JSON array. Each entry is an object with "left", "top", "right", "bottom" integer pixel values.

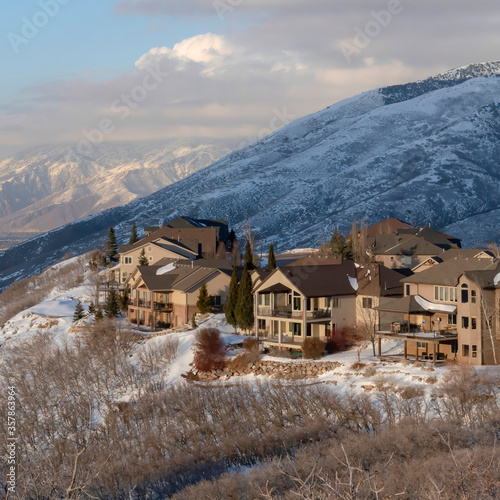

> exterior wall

[{"left": 120, "top": 245, "right": 188, "bottom": 283}]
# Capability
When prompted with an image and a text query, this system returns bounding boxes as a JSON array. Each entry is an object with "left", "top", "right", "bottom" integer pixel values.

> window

[
  {"left": 463, "top": 344, "right": 470, "bottom": 357},
  {"left": 293, "top": 293, "right": 301, "bottom": 311},
  {"left": 448, "top": 314, "right": 457, "bottom": 325},
  {"left": 435, "top": 286, "right": 457, "bottom": 302},
  {"left": 471, "top": 290, "right": 477, "bottom": 304},
  {"left": 210, "top": 296, "right": 221, "bottom": 307},
  {"left": 461, "top": 316, "right": 469, "bottom": 329},
  {"left": 417, "top": 342, "right": 426, "bottom": 348},
  {"left": 461, "top": 284, "right": 469, "bottom": 303},
  {"left": 124, "top": 257, "right": 132, "bottom": 264},
  {"left": 362, "top": 297, "right": 373, "bottom": 309},
  {"left": 332, "top": 298, "right": 340, "bottom": 308},
  {"left": 471, "top": 317, "right": 477, "bottom": 330},
  {"left": 149, "top": 256, "right": 153, "bottom": 261},
  {"left": 472, "top": 345, "right": 477, "bottom": 358},
  {"left": 406, "top": 284, "right": 410, "bottom": 296},
  {"left": 292, "top": 323, "right": 302, "bottom": 336}
]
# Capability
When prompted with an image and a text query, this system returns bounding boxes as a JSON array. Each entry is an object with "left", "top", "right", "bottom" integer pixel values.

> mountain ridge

[{"left": 1, "top": 61, "right": 500, "bottom": 290}]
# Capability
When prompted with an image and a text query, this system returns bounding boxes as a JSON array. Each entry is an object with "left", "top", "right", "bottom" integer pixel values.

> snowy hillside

[
  {"left": 2, "top": 61, "right": 500, "bottom": 289},
  {"left": 0, "top": 139, "right": 237, "bottom": 248}
]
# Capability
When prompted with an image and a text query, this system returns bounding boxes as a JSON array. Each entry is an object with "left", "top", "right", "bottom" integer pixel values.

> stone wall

[{"left": 195, "top": 359, "right": 342, "bottom": 381}]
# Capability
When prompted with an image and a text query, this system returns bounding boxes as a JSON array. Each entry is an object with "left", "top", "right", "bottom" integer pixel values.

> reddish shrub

[
  {"left": 326, "top": 327, "right": 355, "bottom": 354},
  {"left": 301, "top": 338, "right": 326, "bottom": 360},
  {"left": 193, "top": 328, "right": 226, "bottom": 372}
]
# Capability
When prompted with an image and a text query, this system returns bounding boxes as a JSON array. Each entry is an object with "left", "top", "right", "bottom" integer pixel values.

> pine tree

[
  {"left": 88, "top": 301, "right": 96, "bottom": 315},
  {"left": 224, "top": 267, "right": 239, "bottom": 331},
  {"left": 105, "top": 288, "right": 120, "bottom": 317},
  {"left": 329, "top": 227, "right": 345, "bottom": 256},
  {"left": 120, "top": 288, "right": 130, "bottom": 312},
  {"left": 95, "top": 308, "right": 103, "bottom": 321},
  {"left": 244, "top": 240, "right": 254, "bottom": 270},
  {"left": 105, "top": 227, "right": 118, "bottom": 262},
  {"left": 73, "top": 300, "right": 84, "bottom": 322},
  {"left": 267, "top": 243, "right": 277, "bottom": 269},
  {"left": 235, "top": 263, "right": 254, "bottom": 332},
  {"left": 196, "top": 283, "right": 211, "bottom": 314},
  {"left": 138, "top": 248, "right": 149, "bottom": 266},
  {"left": 129, "top": 223, "right": 139, "bottom": 245}
]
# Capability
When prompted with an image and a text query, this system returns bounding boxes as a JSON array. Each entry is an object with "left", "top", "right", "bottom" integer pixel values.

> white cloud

[{"left": 135, "top": 33, "right": 233, "bottom": 74}]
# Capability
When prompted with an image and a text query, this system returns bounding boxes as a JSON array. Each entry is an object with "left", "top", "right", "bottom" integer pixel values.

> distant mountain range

[
  {"left": 1, "top": 61, "right": 500, "bottom": 290},
  {"left": 0, "top": 140, "right": 237, "bottom": 249}
]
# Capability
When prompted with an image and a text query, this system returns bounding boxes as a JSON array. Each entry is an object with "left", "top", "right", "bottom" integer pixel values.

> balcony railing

[
  {"left": 377, "top": 323, "right": 458, "bottom": 338},
  {"left": 154, "top": 302, "right": 173, "bottom": 311},
  {"left": 308, "top": 309, "right": 332, "bottom": 320}
]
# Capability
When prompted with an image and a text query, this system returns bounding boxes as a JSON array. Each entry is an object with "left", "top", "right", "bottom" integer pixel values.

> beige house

[
  {"left": 117, "top": 236, "right": 198, "bottom": 284},
  {"left": 126, "top": 260, "right": 231, "bottom": 330},
  {"left": 375, "top": 256, "right": 500, "bottom": 365},
  {"left": 253, "top": 260, "right": 359, "bottom": 347}
]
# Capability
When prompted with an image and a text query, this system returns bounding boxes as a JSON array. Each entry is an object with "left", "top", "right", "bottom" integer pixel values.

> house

[
  {"left": 365, "top": 218, "right": 413, "bottom": 238},
  {"left": 253, "top": 259, "right": 360, "bottom": 347},
  {"left": 117, "top": 234, "right": 199, "bottom": 284},
  {"left": 126, "top": 259, "right": 232, "bottom": 330},
  {"left": 375, "top": 255, "right": 500, "bottom": 365}
]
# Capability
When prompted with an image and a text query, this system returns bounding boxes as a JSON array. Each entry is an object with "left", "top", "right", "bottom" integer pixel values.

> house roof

[
  {"left": 164, "top": 217, "right": 229, "bottom": 240},
  {"left": 132, "top": 263, "right": 224, "bottom": 292},
  {"left": 371, "top": 233, "right": 444, "bottom": 256},
  {"left": 356, "top": 263, "right": 406, "bottom": 297},
  {"left": 374, "top": 295, "right": 456, "bottom": 314},
  {"left": 256, "top": 260, "right": 358, "bottom": 298},
  {"left": 119, "top": 231, "right": 199, "bottom": 258},
  {"left": 365, "top": 218, "right": 413, "bottom": 238},
  {"left": 463, "top": 263, "right": 500, "bottom": 289},
  {"left": 285, "top": 254, "right": 343, "bottom": 267},
  {"left": 403, "top": 257, "right": 499, "bottom": 286},
  {"left": 396, "top": 226, "right": 461, "bottom": 247}
]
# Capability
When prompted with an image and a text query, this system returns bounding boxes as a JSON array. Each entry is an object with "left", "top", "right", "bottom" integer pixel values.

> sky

[{"left": 1, "top": 0, "right": 499, "bottom": 158}]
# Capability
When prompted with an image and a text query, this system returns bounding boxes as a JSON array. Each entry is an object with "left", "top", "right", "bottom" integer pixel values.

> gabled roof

[
  {"left": 396, "top": 226, "right": 461, "bottom": 248},
  {"left": 365, "top": 218, "right": 413, "bottom": 238},
  {"left": 285, "top": 254, "right": 343, "bottom": 267},
  {"left": 164, "top": 217, "right": 229, "bottom": 240},
  {"left": 403, "top": 257, "right": 499, "bottom": 286},
  {"left": 463, "top": 263, "right": 500, "bottom": 289},
  {"left": 256, "top": 260, "right": 358, "bottom": 298},
  {"left": 131, "top": 263, "right": 226, "bottom": 292},
  {"left": 356, "top": 263, "right": 406, "bottom": 297},
  {"left": 371, "top": 233, "right": 444, "bottom": 256}
]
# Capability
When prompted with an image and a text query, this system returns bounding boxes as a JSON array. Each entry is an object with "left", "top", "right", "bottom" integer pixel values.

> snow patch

[
  {"left": 347, "top": 275, "right": 358, "bottom": 291},
  {"left": 414, "top": 295, "right": 456, "bottom": 313},
  {"left": 157, "top": 263, "right": 177, "bottom": 275}
]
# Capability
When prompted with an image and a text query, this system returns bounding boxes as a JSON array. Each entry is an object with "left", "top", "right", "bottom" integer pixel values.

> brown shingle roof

[{"left": 365, "top": 218, "right": 413, "bottom": 238}]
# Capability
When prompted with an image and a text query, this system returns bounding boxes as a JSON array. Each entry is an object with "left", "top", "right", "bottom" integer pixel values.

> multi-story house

[
  {"left": 375, "top": 256, "right": 500, "bottom": 365},
  {"left": 126, "top": 259, "right": 232, "bottom": 330}
]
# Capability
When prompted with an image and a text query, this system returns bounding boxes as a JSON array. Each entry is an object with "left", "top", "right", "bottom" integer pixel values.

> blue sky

[{"left": 1, "top": 0, "right": 499, "bottom": 158}]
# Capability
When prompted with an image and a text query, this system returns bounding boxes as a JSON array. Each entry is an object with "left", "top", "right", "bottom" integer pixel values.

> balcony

[
  {"left": 154, "top": 302, "right": 173, "bottom": 311},
  {"left": 376, "top": 322, "right": 458, "bottom": 339},
  {"left": 307, "top": 309, "right": 332, "bottom": 320}
]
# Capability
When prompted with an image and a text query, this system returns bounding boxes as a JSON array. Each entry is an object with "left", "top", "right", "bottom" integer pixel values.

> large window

[
  {"left": 448, "top": 313, "right": 457, "bottom": 325},
  {"left": 461, "top": 316, "right": 469, "bottom": 329},
  {"left": 291, "top": 323, "right": 302, "bottom": 336},
  {"left": 463, "top": 344, "right": 470, "bottom": 357},
  {"left": 210, "top": 296, "right": 221, "bottom": 307},
  {"left": 332, "top": 298, "right": 340, "bottom": 308},
  {"left": 258, "top": 294, "right": 270, "bottom": 306},
  {"left": 435, "top": 286, "right": 457, "bottom": 302},
  {"left": 293, "top": 292, "right": 301, "bottom": 311}
]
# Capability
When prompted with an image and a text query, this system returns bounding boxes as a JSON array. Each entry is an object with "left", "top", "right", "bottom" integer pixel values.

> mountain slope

[
  {"left": 0, "top": 139, "right": 237, "bottom": 248},
  {"left": 1, "top": 62, "right": 500, "bottom": 290}
]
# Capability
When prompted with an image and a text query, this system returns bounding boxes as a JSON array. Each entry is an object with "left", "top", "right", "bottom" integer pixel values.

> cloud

[{"left": 2, "top": 0, "right": 500, "bottom": 155}]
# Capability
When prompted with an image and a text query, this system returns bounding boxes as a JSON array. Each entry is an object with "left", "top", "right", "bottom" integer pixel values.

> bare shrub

[
  {"left": 302, "top": 338, "right": 326, "bottom": 360},
  {"left": 350, "top": 362, "right": 366, "bottom": 371},
  {"left": 243, "top": 337, "right": 260, "bottom": 354},
  {"left": 193, "top": 328, "right": 226, "bottom": 372},
  {"left": 363, "top": 366, "right": 376, "bottom": 378}
]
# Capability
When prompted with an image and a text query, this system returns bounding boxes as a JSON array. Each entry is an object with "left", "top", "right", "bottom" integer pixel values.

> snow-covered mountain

[
  {"left": 2, "top": 61, "right": 500, "bottom": 290},
  {"left": 0, "top": 139, "right": 237, "bottom": 249}
]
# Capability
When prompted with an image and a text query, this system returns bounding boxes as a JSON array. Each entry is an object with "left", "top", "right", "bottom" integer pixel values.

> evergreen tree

[
  {"left": 227, "top": 229, "right": 236, "bottom": 251},
  {"left": 95, "top": 308, "right": 103, "bottom": 321},
  {"left": 138, "top": 248, "right": 149, "bottom": 266},
  {"left": 196, "top": 283, "right": 212, "bottom": 314},
  {"left": 191, "top": 313, "right": 197, "bottom": 329},
  {"left": 224, "top": 267, "right": 239, "bottom": 331},
  {"left": 343, "top": 238, "right": 353, "bottom": 260},
  {"left": 120, "top": 288, "right": 130, "bottom": 312},
  {"left": 88, "top": 301, "right": 96, "bottom": 315},
  {"left": 267, "top": 243, "right": 277, "bottom": 269},
  {"left": 105, "top": 288, "right": 120, "bottom": 317},
  {"left": 72, "top": 300, "right": 84, "bottom": 322},
  {"left": 235, "top": 263, "right": 254, "bottom": 332},
  {"left": 129, "top": 223, "right": 139, "bottom": 245},
  {"left": 105, "top": 227, "right": 118, "bottom": 262},
  {"left": 243, "top": 240, "right": 255, "bottom": 270},
  {"left": 329, "top": 227, "right": 346, "bottom": 256}
]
